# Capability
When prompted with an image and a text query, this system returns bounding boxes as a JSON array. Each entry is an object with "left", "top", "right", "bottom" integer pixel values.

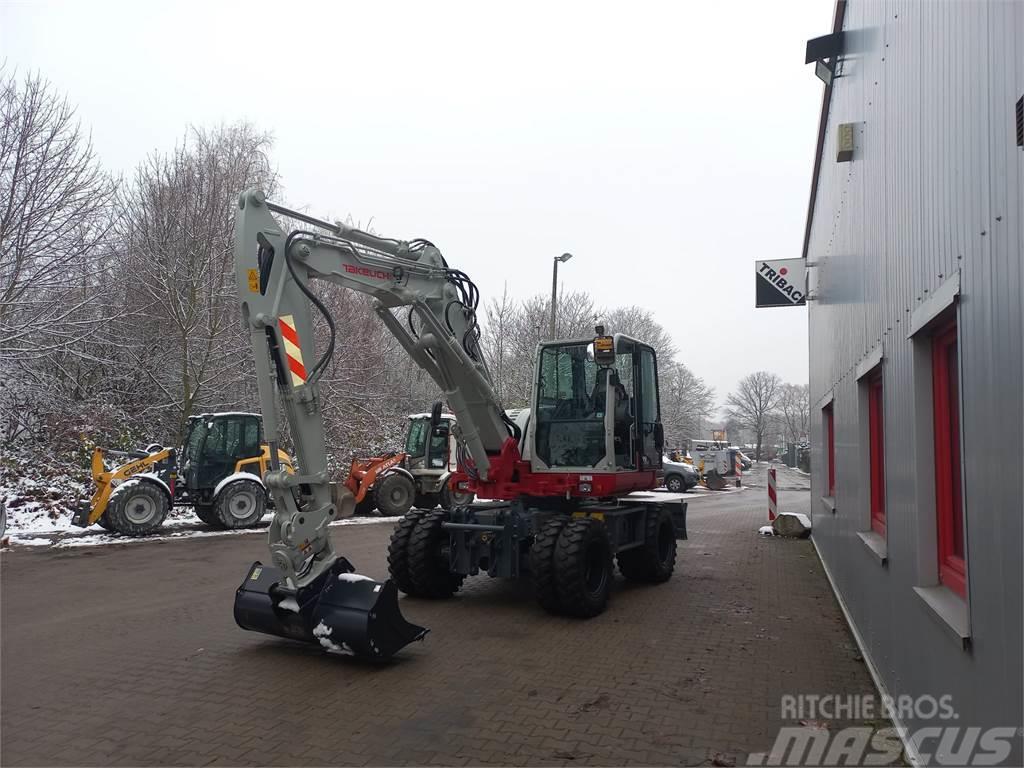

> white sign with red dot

[{"left": 755, "top": 258, "right": 807, "bottom": 308}]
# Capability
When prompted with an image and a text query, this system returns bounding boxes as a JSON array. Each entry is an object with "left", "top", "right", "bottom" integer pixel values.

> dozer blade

[{"left": 233, "top": 559, "right": 428, "bottom": 660}]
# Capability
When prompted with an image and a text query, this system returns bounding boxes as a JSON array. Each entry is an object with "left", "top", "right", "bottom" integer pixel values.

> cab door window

[
  {"left": 637, "top": 346, "right": 662, "bottom": 469},
  {"left": 612, "top": 341, "right": 636, "bottom": 469}
]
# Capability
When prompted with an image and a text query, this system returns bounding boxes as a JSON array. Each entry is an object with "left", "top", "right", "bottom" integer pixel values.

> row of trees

[
  {"left": 1, "top": 70, "right": 717, "bottom": 474},
  {"left": 724, "top": 371, "right": 809, "bottom": 460}
]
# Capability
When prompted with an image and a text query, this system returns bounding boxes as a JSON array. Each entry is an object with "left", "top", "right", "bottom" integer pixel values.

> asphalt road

[{"left": 1, "top": 471, "right": 872, "bottom": 767}]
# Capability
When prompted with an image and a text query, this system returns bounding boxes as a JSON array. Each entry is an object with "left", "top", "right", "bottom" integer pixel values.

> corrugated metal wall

[{"left": 806, "top": 0, "right": 1023, "bottom": 759}]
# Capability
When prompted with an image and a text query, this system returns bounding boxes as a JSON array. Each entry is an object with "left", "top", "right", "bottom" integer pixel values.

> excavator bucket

[{"left": 233, "top": 559, "right": 428, "bottom": 660}]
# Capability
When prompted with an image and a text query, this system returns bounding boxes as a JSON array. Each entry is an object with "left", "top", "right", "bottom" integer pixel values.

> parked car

[{"left": 662, "top": 457, "right": 699, "bottom": 492}]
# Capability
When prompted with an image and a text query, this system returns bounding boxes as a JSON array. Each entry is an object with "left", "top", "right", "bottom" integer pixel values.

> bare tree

[
  {"left": 724, "top": 371, "right": 783, "bottom": 461},
  {"left": 777, "top": 383, "right": 809, "bottom": 445},
  {"left": 484, "top": 282, "right": 515, "bottom": 403},
  {"left": 660, "top": 361, "right": 714, "bottom": 450},
  {"left": 0, "top": 69, "right": 118, "bottom": 364},
  {"left": 114, "top": 123, "right": 277, "bottom": 440}
]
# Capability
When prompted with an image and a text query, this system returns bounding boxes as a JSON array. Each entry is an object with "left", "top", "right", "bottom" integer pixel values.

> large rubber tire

[
  {"left": 96, "top": 512, "right": 115, "bottom": 531},
  {"left": 553, "top": 517, "right": 613, "bottom": 618},
  {"left": 215, "top": 480, "right": 266, "bottom": 529},
  {"left": 665, "top": 474, "right": 686, "bottom": 493},
  {"left": 374, "top": 473, "right": 415, "bottom": 517},
  {"left": 617, "top": 507, "right": 677, "bottom": 583},
  {"left": 194, "top": 503, "right": 221, "bottom": 527},
  {"left": 407, "top": 510, "right": 464, "bottom": 598},
  {"left": 530, "top": 516, "right": 569, "bottom": 613},
  {"left": 107, "top": 482, "right": 169, "bottom": 536},
  {"left": 438, "top": 481, "right": 474, "bottom": 512},
  {"left": 387, "top": 509, "right": 428, "bottom": 594}
]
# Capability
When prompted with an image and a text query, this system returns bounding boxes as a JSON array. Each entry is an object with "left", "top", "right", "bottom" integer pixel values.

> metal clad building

[{"left": 804, "top": 0, "right": 1022, "bottom": 762}]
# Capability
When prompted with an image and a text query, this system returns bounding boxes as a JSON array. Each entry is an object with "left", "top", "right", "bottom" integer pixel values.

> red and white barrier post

[{"left": 768, "top": 466, "right": 778, "bottom": 521}]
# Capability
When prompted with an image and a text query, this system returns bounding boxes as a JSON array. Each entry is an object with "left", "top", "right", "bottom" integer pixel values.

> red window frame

[
  {"left": 868, "top": 372, "right": 886, "bottom": 536},
  {"left": 823, "top": 403, "right": 835, "bottom": 496},
  {"left": 932, "top": 318, "right": 965, "bottom": 597}
]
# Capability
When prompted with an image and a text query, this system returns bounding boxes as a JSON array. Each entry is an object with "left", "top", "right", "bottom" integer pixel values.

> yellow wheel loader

[{"left": 73, "top": 412, "right": 293, "bottom": 536}]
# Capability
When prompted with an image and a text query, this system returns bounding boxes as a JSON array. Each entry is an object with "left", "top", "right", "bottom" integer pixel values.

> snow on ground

[{"left": 1, "top": 513, "right": 404, "bottom": 550}]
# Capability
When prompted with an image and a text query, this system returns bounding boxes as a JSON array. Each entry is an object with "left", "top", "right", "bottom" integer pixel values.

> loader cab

[
  {"left": 181, "top": 413, "right": 264, "bottom": 491},
  {"left": 404, "top": 412, "right": 457, "bottom": 472},
  {"left": 532, "top": 331, "right": 663, "bottom": 475}
]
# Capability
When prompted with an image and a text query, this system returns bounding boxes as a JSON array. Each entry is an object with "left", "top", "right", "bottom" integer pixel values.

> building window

[
  {"left": 932, "top": 317, "right": 965, "bottom": 597},
  {"left": 868, "top": 372, "right": 886, "bottom": 536},
  {"left": 823, "top": 402, "right": 835, "bottom": 496}
]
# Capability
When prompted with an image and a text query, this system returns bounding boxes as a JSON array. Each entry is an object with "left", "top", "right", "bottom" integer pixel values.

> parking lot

[{"left": 1, "top": 466, "right": 876, "bottom": 767}]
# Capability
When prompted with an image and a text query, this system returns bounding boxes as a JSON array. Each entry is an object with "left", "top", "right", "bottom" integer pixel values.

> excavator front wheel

[
  {"left": 530, "top": 515, "right": 570, "bottom": 613},
  {"left": 387, "top": 509, "right": 428, "bottom": 594},
  {"left": 552, "top": 517, "right": 613, "bottom": 618},
  {"left": 407, "top": 510, "right": 464, "bottom": 598}
]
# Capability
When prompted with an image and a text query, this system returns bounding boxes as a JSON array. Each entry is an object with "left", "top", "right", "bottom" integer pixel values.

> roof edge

[{"left": 801, "top": 0, "right": 848, "bottom": 260}]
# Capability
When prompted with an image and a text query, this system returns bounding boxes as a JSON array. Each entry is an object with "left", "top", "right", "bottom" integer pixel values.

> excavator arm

[
  {"left": 231, "top": 189, "right": 525, "bottom": 658},
  {"left": 234, "top": 189, "right": 513, "bottom": 591}
]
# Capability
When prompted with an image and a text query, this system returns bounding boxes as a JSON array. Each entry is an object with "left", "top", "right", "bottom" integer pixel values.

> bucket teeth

[{"left": 234, "top": 561, "right": 428, "bottom": 659}]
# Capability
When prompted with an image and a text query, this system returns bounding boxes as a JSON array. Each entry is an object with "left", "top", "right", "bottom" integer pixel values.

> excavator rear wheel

[
  {"left": 617, "top": 507, "right": 676, "bottom": 583},
  {"left": 107, "top": 481, "right": 169, "bottom": 536},
  {"left": 552, "top": 517, "right": 613, "bottom": 618},
  {"left": 530, "top": 516, "right": 570, "bottom": 613},
  {"left": 407, "top": 510, "right": 464, "bottom": 598},
  {"left": 387, "top": 509, "right": 427, "bottom": 594}
]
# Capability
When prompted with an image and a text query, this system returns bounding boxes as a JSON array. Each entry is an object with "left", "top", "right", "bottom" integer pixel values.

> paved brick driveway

[{"left": 2, "top": 474, "right": 877, "bottom": 766}]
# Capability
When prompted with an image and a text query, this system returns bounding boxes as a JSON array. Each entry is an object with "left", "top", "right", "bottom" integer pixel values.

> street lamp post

[{"left": 550, "top": 252, "right": 573, "bottom": 339}]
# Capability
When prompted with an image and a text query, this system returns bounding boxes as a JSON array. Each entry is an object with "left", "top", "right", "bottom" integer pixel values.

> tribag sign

[{"left": 755, "top": 258, "right": 807, "bottom": 307}]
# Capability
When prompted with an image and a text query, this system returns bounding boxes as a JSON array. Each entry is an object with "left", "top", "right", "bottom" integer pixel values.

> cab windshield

[{"left": 534, "top": 343, "right": 605, "bottom": 468}]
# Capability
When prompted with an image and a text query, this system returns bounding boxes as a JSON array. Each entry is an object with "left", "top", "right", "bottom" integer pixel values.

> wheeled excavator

[{"left": 231, "top": 190, "right": 687, "bottom": 660}]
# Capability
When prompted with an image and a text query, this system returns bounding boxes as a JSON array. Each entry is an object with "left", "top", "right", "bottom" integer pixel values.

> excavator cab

[{"left": 532, "top": 331, "right": 664, "bottom": 479}]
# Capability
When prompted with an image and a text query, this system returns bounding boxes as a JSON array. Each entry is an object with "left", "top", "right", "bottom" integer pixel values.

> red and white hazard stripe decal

[
  {"left": 278, "top": 314, "right": 307, "bottom": 387},
  {"left": 768, "top": 466, "right": 778, "bottom": 521}
]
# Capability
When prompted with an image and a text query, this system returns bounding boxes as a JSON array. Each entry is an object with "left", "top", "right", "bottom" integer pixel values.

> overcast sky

[{"left": 2, "top": 0, "right": 831, "bottom": 411}]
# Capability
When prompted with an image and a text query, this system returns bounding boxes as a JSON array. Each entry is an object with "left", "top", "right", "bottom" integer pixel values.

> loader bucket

[
  {"left": 233, "top": 560, "right": 428, "bottom": 660},
  {"left": 704, "top": 470, "right": 729, "bottom": 491}
]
